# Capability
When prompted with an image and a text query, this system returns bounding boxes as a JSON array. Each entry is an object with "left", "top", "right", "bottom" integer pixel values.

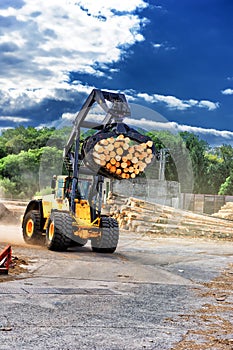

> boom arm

[
  {"left": 63, "top": 89, "right": 131, "bottom": 215},
  {"left": 63, "top": 89, "right": 130, "bottom": 159}
]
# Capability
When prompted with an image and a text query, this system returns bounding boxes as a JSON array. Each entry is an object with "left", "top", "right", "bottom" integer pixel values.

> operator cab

[{"left": 51, "top": 175, "right": 91, "bottom": 201}]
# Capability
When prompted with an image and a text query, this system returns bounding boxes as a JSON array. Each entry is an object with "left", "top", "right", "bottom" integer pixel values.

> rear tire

[
  {"left": 91, "top": 217, "right": 119, "bottom": 253},
  {"left": 46, "top": 212, "right": 72, "bottom": 251},
  {"left": 22, "top": 210, "right": 44, "bottom": 245}
]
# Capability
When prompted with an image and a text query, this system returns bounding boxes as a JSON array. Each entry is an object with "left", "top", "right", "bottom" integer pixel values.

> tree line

[{"left": 0, "top": 126, "right": 232, "bottom": 199}]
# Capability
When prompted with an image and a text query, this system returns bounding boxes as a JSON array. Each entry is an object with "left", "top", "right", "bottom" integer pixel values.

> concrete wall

[
  {"left": 111, "top": 178, "right": 233, "bottom": 214},
  {"left": 111, "top": 178, "right": 180, "bottom": 207}
]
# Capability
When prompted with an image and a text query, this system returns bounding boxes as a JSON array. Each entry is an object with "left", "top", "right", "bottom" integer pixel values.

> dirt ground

[
  {"left": 171, "top": 264, "right": 233, "bottom": 350},
  {"left": 0, "top": 252, "right": 29, "bottom": 283},
  {"left": 0, "top": 202, "right": 233, "bottom": 349}
]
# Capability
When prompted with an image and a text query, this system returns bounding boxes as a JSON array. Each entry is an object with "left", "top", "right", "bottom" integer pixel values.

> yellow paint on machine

[
  {"left": 75, "top": 199, "right": 91, "bottom": 222},
  {"left": 42, "top": 195, "right": 70, "bottom": 219}
]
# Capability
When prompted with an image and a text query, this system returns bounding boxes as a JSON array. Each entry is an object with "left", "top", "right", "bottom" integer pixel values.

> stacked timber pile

[
  {"left": 212, "top": 202, "right": 233, "bottom": 221},
  {"left": 92, "top": 135, "right": 154, "bottom": 179},
  {"left": 107, "top": 193, "right": 233, "bottom": 240}
]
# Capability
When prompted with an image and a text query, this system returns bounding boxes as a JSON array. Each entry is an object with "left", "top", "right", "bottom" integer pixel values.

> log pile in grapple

[
  {"left": 92, "top": 135, "right": 154, "bottom": 179},
  {"left": 81, "top": 122, "right": 156, "bottom": 180}
]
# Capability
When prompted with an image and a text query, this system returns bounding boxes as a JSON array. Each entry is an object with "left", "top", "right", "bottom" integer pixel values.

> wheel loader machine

[{"left": 22, "top": 89, "right": 156, "bottom": 253}]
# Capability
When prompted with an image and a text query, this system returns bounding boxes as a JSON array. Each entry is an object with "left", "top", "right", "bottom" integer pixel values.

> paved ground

[{"left": 0, "top": 225, "right": 233, "bottom": 349}]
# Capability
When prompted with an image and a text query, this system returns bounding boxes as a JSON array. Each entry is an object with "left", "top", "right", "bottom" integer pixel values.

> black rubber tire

[
  {"left": 91, "top": 217, "right": 119, "bottom": 253},
  {"left": 22, "top": 210, "right": 44, "bottom": 245},
  {"left": 46, "top": 212, "right": 72, "bottom": 251}
]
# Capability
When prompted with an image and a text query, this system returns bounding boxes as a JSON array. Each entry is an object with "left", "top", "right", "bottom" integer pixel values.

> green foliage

[
  {"left": 204, "top": 145, "right": 233, "bottom": 195},
  {"left": 146, "top": 130, "right": 194, "bottom": 192},
  {"left": 0, "top": 125, "right": 233, "bottom": 198},
  {"left": 0, "top": 178, "right": 18, "bottom": 198},
  {"left": 179, "top": 132, "right": 209, "bottom": 193},
  {"left": 146, "top": 130, "right": 233, "bottom": 195},
  {"left": 0, "top": 125, "right": 71, "bottom": 157},
  {"left": 218, "top": 174, "right": 233, "bottom": 195},
  {"left": 39, "top": 147, "right": 63, "bottom": 189},
  {"left": 34, "top": 186, "right": 53, "bottom": 197},
  {"left": 0, "top": 126, "right": 64, "bottom": 198}
]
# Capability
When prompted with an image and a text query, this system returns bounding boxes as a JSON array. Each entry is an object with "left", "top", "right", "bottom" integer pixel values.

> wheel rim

[
  {"left": 48, "top": 221, "right": 55, "bottom": 241},
  {"left": 26, "top": 219, "right": 34, "bottom": 238}
]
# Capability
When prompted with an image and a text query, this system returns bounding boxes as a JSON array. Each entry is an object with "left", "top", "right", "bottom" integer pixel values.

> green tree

[
  {"left": 205, "top": 144, "right": 233, "bottom": 194},
  {"left": 0, "top": 126, "right": 59, "bottom": 155},
  {"left": 146, "top": 130, "right": 194, "bottom": 192},
  {"left": 0, "top": 146, "right": 63, "bottom": 198},
  {"left": 179, "top": 132, "right": 209, "bottom": 193},
  {"left": 218, "top": 174, "right": 233, "bottom": 195},
  {"left": 204, "top": 152, "right": 224, "bottom": 194}
]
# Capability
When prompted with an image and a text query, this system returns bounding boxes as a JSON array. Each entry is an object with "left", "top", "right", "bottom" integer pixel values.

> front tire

[
  {"left": 46, "top": 212, "right": 72, "bottom": 251},
  {"left": 22, "top": 210, "right": 43, "bottom": 245},
  {"left": 91, "top": 217, "right": 119, "bottom": 253}
]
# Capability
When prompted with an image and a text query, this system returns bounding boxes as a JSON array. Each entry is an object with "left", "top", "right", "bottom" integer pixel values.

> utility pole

[{"left": 158, "top": 149, "right": 167, "bottom": 181}]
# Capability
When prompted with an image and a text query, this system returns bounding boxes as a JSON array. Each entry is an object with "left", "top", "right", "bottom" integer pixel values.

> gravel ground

[{"left": 0, "top": 224, "right": 232, "bottom": 349}]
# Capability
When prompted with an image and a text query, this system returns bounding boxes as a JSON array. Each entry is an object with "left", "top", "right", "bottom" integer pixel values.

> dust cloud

[
  {"left": 0, "top": 224, "right": 25, "bottom": 245},
  {"left": 0, "top": 202, "right": 25, "bottom": 245}
]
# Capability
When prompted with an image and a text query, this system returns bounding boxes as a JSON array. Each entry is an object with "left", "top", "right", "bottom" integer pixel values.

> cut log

[
  {"left": 94, "top": 144, "right": 104, "bottom": 153},
  {"left": 116, "top": 147, "right": 124, "bottom": 155},
  {"left": 116, "top": 134, "right": 125, "bottom": 140},
  {"left": 99, "top": 139, "right": 109, "bottom": 146},
  {"left": 109, "top": 151, "right": 116, "bottom": 158},
  {"left": 115, "top": 155, "right": 122, "bottom": 162},
  {"left": 123, "top": 143, "right": 130, "bottom": 150},
  {"left": 146, "top": 140, "right": 153, "bottom": 148},
  {"left": 107, "top": 143, "right": 115, "bottom": 152},
  {"left": 110, "top": 165, "right": 116, "bottom": 173},
  {"left": 131, "top": 157, "right": 138, "bottom": 164}
]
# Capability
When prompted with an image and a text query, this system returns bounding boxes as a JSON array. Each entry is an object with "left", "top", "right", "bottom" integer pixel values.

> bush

[{"left": 218, "top": 175, "right": 233, "bottom": 195}]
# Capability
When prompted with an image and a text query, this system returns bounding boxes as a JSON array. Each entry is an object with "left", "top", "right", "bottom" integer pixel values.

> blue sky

[{"left": 0, "top": 0, "right": 233, "bottom": 146}]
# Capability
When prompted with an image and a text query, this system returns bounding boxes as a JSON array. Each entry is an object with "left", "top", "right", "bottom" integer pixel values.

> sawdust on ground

[{"left": 170, "top": 264, "right": 233, "bottom": 350}]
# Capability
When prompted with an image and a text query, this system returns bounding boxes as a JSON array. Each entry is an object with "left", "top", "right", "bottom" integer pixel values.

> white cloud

[
  {"left": 0, "top": 0, "right": 147, "bottom": 90},
  {"left": 153, "top": 43, "right": 163, "bottom": 48},
  {"left": 60, "top": 110, "right": 233, "bottom": 141},
  {"left": 71, "top": 0, "right": 147, "bottom": 15},
  {"left": 0, "top": 116, "right": 30, "bottom": 123},
  {"left": 123, "top": 118, "right": 233, "bottom": 139},
  {"left": 221, "top": 88, "right": 233, "bottom": 95},
  {"left": 152, "top": 41, "right": 176, "bottom": 51},
  {"left": 137, "top": 92, "right": 219, "bottom": 111},
  {"left": 198, "top": 100, "right": 220, "bottom": 111},
  {"left": 62, "top": 112, "right": 77, "bottom": 121}
]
